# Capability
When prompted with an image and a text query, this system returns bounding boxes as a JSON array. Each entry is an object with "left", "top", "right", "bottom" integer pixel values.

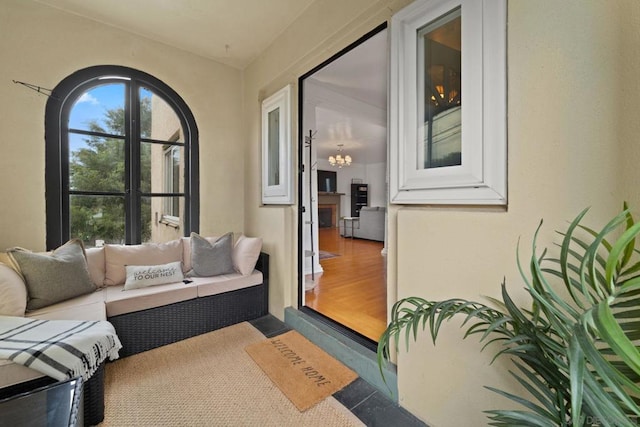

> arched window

[{"left": 45, "top": 66, "right": 199, "bottom": 250}]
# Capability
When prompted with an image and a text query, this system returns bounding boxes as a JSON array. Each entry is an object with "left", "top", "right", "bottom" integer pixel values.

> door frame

[{"left": 296, "top": 22, "right": 388, "bottom": 351}]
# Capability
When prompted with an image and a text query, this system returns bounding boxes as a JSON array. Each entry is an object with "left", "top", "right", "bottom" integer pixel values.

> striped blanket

[{"left": 0, "top": 316, "right": 122, "bottom": 381}]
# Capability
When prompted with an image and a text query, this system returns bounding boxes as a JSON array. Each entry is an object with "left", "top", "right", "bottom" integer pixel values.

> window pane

[
  {"left": 69, "top": 84, "right": 125, "bottom": 136},
  {"left": 70, "top": 195, "right": 125, "bottom": 247},
  {"left": 268, "top": 108, "right": 280, "bottom": 186},
  {"left": 143, "top": 196, "right": 184, "bottom": 243},
  {"left": 140, "top": 141, "right": 152, "bottom": 193},
  {"left": 142, "top": 143, "right": 184, "bottom": 195},
  {"left": 417, "top": 9, "right": 461, "bottom": 169},
  {"left": 140, "top": 87, "right": 184, "bottom": 142},
  {"left": 69, "top": 133, "right": 125, "bottom": 192}
]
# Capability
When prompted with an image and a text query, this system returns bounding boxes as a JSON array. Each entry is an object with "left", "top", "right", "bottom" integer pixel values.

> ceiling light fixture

[{"left": 328, "top": 144, "right": 352, "bottom": 168}]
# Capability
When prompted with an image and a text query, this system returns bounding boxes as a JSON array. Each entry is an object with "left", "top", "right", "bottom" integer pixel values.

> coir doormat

[{"left": 245, "top": 330, "right": 358, "bottom": 411}]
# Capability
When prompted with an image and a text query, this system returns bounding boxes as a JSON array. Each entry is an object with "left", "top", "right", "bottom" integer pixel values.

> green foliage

[
  {"left": 70, "top": 97, "right": 152, "bottom": 245},
  {"left": 377, "top": 206, "right": 640, "bottom": 426}
]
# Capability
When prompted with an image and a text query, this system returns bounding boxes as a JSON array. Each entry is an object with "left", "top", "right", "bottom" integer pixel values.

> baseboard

[{"left": 284, "top": 307, "right": 398, "bottom": 401}]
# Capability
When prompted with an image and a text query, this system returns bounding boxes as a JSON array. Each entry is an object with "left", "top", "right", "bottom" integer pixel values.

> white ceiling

[
  {"left": 34, "top": 0, "right": 389, "bottom": 166},
  {"left": 33, "top": 0, "right": 316, "bottom": 69}
]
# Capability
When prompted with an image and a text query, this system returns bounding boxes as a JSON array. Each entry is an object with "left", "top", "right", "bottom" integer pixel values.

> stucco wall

[
  {"left": 243, "top": 0, "right": 640, "bottom": 425},
  {"left": 397, "top": 3, "right": 640, "bottom": 423},
  {"left": 0, "top": 0, "right": 244, "bottom": 250}
]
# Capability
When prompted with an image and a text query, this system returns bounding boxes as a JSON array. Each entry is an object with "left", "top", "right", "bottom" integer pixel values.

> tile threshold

[{"left": 249, "top": 315, "right": 427, "bottom": 427}]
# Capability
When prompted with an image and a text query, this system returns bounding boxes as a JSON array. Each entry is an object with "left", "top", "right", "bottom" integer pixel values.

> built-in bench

[{"left": 0, "top": 236, "right": 269, "bottom": 425}]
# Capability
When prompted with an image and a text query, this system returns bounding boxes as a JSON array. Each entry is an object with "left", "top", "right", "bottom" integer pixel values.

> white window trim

[
  {"left": 389, "top": 0, "right": 507, "bottom": 205},
  {"left": 163, "top": 145, "right": 180, "bottom": 222},
  {"left": 261, "top": 84, "right": 293, "bottom": 205}
]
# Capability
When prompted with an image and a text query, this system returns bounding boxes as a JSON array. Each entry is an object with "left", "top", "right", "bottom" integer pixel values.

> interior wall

[
  {"left": 244, "top": 0, "right": 640, "bottom": 425},
  {"left": 365, "top": 162, "right": 386, "bottom": 208},
  {"left": 0, "top": 0, "right": 244, "bottom": 251}
]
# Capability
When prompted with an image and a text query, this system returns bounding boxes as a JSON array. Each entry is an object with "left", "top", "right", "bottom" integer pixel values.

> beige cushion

[
  {"left": 0, "top": 360, "right": 44, "bottom": 388},
  {"left": 0, "top": 263, "right": 28, "bottom": 316},
  {"left": 103, "top": 239, "right": 183, "bottom": 286},
  {"left": 195, "top": 271, "right": 263, "bottom": 298},
  {"left": 233, "top": 235, "right": 263, "bottom": 275},
  {"left": 85, "top": 247, "right": 106, "bottom": 288},
  {"left": 105, "top": 281, "right": 198, "bottom": 317},
  {"left": 24, "top": 288, "right": 106, "bottom": 320},
  {"left": 0, "top": 252, "right": 20, "bottom": 272},
  {"left": 124, "top": 261, "right": 184, "bottom": 290},
  {"left": 8, "top": 239, "right": 96, "bottom": 311},
  {"left": 182, "top": 236, "right": 218, "bottom": 273},
  {"left": 27, "top": 301, "right": 107, "bottom": 321}
]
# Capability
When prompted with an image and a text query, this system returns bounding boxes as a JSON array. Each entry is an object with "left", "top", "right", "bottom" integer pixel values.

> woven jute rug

[
  {"left": 245, "top": 330, "right": 358, "bottom": 411},
  {"left": 103, "top": 322, "right": 363, "bottom": 426}
]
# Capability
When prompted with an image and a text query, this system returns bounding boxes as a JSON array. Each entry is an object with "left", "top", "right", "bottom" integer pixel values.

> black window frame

[{"left": 45, "top": 65, "right": 199, "bottom": 250}]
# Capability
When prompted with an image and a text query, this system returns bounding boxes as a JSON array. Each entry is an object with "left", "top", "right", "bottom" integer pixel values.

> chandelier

[{"left": 328, "top": 144, "right": 352, "bottom": 168}]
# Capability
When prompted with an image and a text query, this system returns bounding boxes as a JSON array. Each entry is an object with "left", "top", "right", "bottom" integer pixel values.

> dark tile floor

[{"left": 249, "top": 315, "right": 427, "bottom": 427}]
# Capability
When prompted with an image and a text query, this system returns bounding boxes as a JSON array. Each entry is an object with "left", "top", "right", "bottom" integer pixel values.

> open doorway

[{"left": 298, "top": 25, "right": 388, "bottom": 346}]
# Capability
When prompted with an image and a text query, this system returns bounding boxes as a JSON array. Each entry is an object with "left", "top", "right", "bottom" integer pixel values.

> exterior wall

[
  {"left": 243, "top": 0, "right": 640, "bottom": 426},
  {"left": 0, "top": 0, "right": 244, "bottom": 251}
]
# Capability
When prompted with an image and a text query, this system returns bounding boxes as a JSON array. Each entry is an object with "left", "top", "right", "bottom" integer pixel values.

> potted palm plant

[{"left": 378, "top": 206, "right": 640, "bottom": 426}]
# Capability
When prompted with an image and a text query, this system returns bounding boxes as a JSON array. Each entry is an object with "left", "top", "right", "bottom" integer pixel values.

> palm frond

[{"left": 377, "top": 205, "right": 640, "bottom": 424}]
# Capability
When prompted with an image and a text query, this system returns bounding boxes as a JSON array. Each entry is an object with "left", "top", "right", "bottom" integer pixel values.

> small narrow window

[
  {"left": 261, "top": 85, "right": 293, "bottom": 205},
  {"left": 417, "top": 8, "right": 461, "bottom": 170}
]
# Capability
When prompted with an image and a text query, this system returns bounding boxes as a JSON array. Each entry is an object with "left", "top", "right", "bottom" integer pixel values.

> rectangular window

[
  {"left": 261, "top": 85, "right": 293, "bottom": 204},
  {"left": 390, "top": 0, "right": 507, "bottom": 205},
  {"left": 417, "top": 8, "right": 461, "bottom": 170},
  {"left": 267, "top": 109, "right": 281, "bottom": 186}
]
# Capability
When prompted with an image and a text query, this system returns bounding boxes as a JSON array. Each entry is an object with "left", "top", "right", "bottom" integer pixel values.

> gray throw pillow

[
  {"left": 9, "top": 239, "right": 96, "bottom": 310},
  {"left": 189, "top": 232, "right": 234, "bottom": 277}
]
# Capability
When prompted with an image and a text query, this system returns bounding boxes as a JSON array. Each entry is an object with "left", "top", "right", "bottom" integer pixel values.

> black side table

[{"left": 0, "top": 377, "right": 83, "bottom": 427}]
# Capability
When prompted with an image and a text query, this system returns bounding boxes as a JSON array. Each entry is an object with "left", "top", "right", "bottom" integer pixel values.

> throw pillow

[
  {"left": 8, "top": 239, "right": 96, "bottom": 311},
  {"left": 0, "top": 263, "right": 28, "bottom": 316},
  {"left": 181, "top": 235, "right": 219, "bottom": 273},
  {"left": 103, "top": 239, "right": 183, "bottom": 286},
  {"left": 189, "top": 232, "right": 234, "bottom": 277},
  {"left": 232, "top": 235, "right": 263, "bottom": 275},
  {"left": 124, "top": 261, "right": 184, "bottom": 290}
]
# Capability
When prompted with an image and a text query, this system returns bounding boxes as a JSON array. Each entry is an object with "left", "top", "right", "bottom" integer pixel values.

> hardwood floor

[{"left": 304, "top": 227, "right": 387, "bottom": 342}]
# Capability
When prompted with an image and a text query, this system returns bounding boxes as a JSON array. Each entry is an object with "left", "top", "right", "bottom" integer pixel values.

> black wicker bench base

[
  {"left": 84, "top": 363, "right": 105, "bottom": 425},
  {"left": 109, "top": 284, "right": 267, "bottom": 357}
]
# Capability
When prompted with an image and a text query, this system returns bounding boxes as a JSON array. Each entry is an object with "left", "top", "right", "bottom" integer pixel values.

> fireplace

[
  {"left": 318, "top": 208, "right": 333, "bottom": 228},
  {"left": 317, "top": 193, "right": 343, "bottom": 229}
]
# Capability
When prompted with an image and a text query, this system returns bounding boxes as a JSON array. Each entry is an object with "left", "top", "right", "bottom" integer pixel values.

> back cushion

[
  {"left": 0, "top": 263, "right": 28, "bottom": 316},
  {"left": 104, "top": 239, "right": 183, "bottom": 286},
  {"left": 233, "top": 235, "right": 263, "bottom": 275},
  {"left": 85, "top": 247, "right": 106, "bottom": 288}
]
